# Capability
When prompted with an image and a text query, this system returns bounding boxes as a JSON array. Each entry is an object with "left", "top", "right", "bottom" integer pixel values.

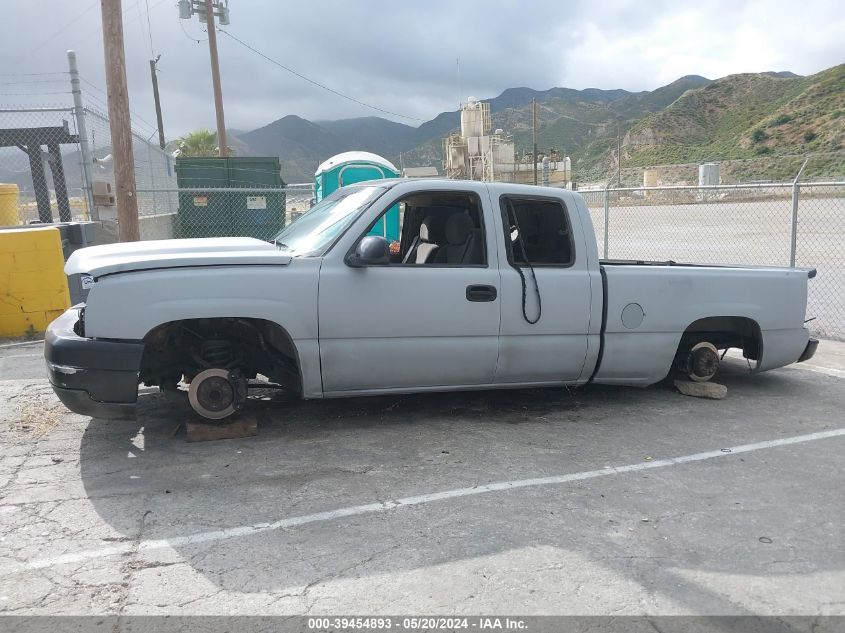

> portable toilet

[{"left": 314, "top": 151, "right": 400, "bottom": 241}]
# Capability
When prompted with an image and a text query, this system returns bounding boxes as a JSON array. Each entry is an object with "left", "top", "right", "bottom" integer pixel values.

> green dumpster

[{"left": 175, "top": 157, "right": 287, "bottom": 240}]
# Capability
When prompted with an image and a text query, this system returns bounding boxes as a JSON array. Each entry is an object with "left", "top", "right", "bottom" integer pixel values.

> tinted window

[{"left": 501, "top": 197, "right": 574, "bottom": 266}]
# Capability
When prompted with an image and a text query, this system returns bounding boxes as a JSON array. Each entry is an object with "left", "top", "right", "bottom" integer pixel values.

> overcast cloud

[{"left": 2, "top": 0, "right": 844, "bottom": 137}]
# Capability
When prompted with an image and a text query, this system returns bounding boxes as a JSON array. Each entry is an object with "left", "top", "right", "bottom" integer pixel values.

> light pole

[{"left": 178, "top": 0, "right": 230, "bottom": 157}]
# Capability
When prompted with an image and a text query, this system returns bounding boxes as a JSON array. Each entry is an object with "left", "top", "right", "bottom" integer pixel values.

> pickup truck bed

[{"left": 594, "top": 262, "right": 815, "bottom": 385}]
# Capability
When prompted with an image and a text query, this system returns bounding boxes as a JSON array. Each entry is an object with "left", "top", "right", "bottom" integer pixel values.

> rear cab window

[{"left": 499, "top": 196, "right": 575, "bottom": 267}]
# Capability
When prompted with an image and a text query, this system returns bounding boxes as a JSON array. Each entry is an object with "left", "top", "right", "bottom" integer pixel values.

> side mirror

[{"left": 346, "top": 235, "right": 390, "bottom": 267}]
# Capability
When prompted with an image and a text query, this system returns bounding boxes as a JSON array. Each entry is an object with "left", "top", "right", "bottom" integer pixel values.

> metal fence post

[
  {"left": 790, "top": 158, "right": 809, "bottom": 267},
  {"left": 603, "top": 187, "right": 610, "bottom": 259},
  {"left": 790, "top": 183, "right": 799, "bottom": 267},
  {"left": 68, "top": 50, "right": 97, "bottom": 220}
]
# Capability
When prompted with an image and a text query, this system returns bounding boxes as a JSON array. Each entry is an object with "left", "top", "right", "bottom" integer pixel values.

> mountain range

[{"left": 230, "top": 63, "right": 844, "bottom": 184}]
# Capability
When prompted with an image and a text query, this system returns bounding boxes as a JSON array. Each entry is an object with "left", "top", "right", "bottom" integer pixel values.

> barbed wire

[
  {"left": 0, "top": 91, "right": 72, "bottom": 97},
  {"left": 78, "top": 77, "right": 160, "bottom": 137},
  {"left": 0, "top": 72, "right": 68, "bottom": 78}
]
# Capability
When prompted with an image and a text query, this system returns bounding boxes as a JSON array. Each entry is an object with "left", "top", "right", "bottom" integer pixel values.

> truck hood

[{"left": 66, "top": 237, "right": 292, "bottom": 278}]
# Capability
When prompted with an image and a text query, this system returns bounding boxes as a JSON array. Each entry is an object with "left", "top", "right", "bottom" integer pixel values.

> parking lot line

[
  {"left": 3, "top": 426, "right": 843, "bottom": 577},
  {"left": 793, "top": 363, "right": 845, "bottom": 379}
]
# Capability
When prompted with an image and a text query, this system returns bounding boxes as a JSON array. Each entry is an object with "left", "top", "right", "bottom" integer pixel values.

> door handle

[{"left": 466, "top": 284, "right": 497, "bottom": 302}]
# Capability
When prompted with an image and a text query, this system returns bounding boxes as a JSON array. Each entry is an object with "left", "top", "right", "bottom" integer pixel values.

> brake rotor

[
  {"left": 688, "top": 341, "right": 720, "bottom": 382},
  {"left": 188, "top": 368, "right": 237, "bottom": 420}
]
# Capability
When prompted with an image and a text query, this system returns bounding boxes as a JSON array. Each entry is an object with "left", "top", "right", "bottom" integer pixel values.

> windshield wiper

[{"left": 272, "top": 239, "right": 290, "bottom": 250}]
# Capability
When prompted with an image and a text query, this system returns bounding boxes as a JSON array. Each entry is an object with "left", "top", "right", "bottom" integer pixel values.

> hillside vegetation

[{"left": 228, "top": 63, "right": 845, "bottom": 184}]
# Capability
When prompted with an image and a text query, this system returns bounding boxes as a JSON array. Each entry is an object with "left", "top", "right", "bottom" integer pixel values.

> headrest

[
  {"left": 419, "top": 216, "right": 436, "bottom": 242},
  {"left": 445, "top": 213, "right": 473, "bottom": 245}
]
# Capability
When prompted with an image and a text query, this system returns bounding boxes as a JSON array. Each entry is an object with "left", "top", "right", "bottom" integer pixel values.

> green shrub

[
  {"left": 804, "top": 131, "right": 818, "bottom": 143},
  {"left": 751, "top": 129, "right": 769, "bottom": 143}
]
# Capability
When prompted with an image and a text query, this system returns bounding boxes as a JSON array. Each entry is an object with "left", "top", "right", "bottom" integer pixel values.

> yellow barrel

[{"left": 0, "top": 183, "right": 21, "bottom": 226}]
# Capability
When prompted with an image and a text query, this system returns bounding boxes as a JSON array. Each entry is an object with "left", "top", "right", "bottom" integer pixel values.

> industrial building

[{"left": 443, "top": 97, "right": 572, "bottom": 186}]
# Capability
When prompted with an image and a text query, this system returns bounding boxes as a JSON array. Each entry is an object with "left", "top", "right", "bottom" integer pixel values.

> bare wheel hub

[
  {"left": 688, "top": 342, "right": 720, "bottom": 382},
  {"left": 189, "top": 368, "right": 238, "bottom": 420}
]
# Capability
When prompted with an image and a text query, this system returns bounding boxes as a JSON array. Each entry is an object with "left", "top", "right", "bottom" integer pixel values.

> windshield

[{"left": 271, "top": 185, "right": 384, "bottom": 256}]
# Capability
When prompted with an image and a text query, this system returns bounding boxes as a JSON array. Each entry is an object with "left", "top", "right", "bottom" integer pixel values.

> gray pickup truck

[{"left": 45, "top": 179, "right": 817, "bottom": 420}]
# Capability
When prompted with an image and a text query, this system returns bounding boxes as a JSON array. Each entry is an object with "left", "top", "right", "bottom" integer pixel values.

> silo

[
  {"left": 698, "top": 163, "right": 720, "bottom": 187},
  {"left": 460, "top": 97, "right": 484, "bottom": 138}
]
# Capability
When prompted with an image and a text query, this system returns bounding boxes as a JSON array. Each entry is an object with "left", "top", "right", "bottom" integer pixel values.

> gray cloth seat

[
  {"left": 436, "top": 213, "right": 483, "bottom": 264},
  {"left": 403, "top": 215, "right": 440, "bottom": 264}
]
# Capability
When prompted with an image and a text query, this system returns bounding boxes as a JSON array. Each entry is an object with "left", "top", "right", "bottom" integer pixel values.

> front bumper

[
  {"left": 45, "top": 307, "right": 145, "bottom": 418},
  {"left": 798, "top": 337, "right": 819, "bottom": 363}
]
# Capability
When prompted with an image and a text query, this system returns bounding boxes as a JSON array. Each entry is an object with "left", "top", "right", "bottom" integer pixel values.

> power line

[
  {"left": 179, "top": 18, "right": 207, "bottom": 43},
  {"left": 135, "top": 0, "right": 150, "bottom": 57},
  {"left": 10, "top": 1, "right": 100, "bottom": 65},
  {"left": 217, "top": 28, "right": 426, "bottom": 122},
  {"left": 64, "top": 0, "right": 167, "bottom": 52},
  {"left": 134, "top": 0, "right": 156, "bottom": 59},
  {"left": 144, "top": 0, "right": 156, "bottom": 57}
]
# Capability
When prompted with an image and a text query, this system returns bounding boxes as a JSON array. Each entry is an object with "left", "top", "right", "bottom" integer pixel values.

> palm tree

[{"left": 173, "top": 129, "right": 228, "bottom": 157}]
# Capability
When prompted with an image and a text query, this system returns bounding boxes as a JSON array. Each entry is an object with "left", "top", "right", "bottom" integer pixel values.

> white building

[{"left": 443, "top": 97, "right": 514, "bottom": 182}]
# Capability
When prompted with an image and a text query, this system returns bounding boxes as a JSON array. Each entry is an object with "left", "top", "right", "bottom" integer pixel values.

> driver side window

[{"left": 366, "top": 191, "right": 487, "bottom": 266}]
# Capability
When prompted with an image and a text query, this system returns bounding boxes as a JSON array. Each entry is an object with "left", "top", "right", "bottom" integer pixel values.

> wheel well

[
  {"left": 139, "top": 317, "right": 302, "bottom": 393},
  {"left": 678, "top": 316, "right": 762, "bottom": 362}
]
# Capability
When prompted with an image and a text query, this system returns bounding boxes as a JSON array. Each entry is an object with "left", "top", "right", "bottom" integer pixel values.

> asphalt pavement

[{"left": 0, "top": 339, "right": 843, "bottom": 618}]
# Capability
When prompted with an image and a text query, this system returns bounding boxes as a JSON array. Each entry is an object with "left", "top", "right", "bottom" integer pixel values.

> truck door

[
  {"left": 318, "top": 188, "right": 501, "bottom": 394},
  {"left": 493, "top": 193, "right": 592, "bottom": 383}
]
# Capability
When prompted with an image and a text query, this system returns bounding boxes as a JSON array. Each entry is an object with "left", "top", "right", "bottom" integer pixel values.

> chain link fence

[
  {"left": 792, "top": 184, "right": 845, "bottom": 341},
  {"left": 583, "top": 182, "right": 845, "bottom": 341},
  {"left": 0, "top": 103, "right": 175, "bottom": 230},
  {"left": 134, "top": 184, "right": 314, "bottom": 241},
  {"left": 596, "top": 151, "right": 845, "bottom": 188},
  {"left": 0, "top": 106, "right": 88, "bottom": 224},
  {"left": 83, "top": 106, "right": 177, "bottom": 221}
]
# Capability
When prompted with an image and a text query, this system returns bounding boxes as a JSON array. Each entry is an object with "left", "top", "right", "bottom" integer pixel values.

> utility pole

[
  {"left": 616, "top": 123, "right": 621, "bottom": 187},
  {"left": 532, "top": 97, "right": 538, "bottom": 186},
  {"left": 149, "top": 57, "right": 166, "bottom": 150},
  {"left": 179, "top": 1, "right": 230, "bottom": 157},
  {"left": 67, "top": 50, "right": 96, "bottom": 219},
  {"left": 100, "top": 0, "right": 139, "bottom": 241},
  {"left": 205, "top": 0, "right": 227, "bottom": 157}
]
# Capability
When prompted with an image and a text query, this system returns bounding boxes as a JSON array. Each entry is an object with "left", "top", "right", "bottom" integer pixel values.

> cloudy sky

[{"left": 2, "top": 0, "right": 844, "bottom": 138}]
